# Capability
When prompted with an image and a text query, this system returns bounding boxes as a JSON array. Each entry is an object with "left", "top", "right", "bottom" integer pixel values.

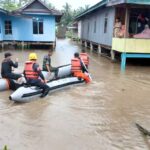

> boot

[{"left": 40, "top": 88, "right": 50, "bottom": 98}]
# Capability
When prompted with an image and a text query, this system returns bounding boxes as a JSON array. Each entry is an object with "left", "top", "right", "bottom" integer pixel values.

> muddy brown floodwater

[{"left": 0, "top": 39, "right": 150, "bottom": 150}]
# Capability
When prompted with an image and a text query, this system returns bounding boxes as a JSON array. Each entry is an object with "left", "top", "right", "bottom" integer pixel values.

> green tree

[
  {"left": 0, "top": 0, "right": 18, "bottom": 11},
  {"left": 60, "top": 3, "right": 73, "bottom": 26},
  {"left": 0, "top": 0, "right": 55, "bottom": 11},
  {"left": 18, "top": 0, "right": 32, "bottom": 7}
]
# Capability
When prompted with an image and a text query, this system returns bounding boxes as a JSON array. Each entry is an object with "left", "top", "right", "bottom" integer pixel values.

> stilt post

[{"left": 121, "top": 52, "right": 126, "bottom": 71}]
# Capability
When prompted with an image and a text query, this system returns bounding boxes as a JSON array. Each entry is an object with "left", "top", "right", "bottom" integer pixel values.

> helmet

[{"left": 29, "top": 53, "right": 37, "bottom": 60}]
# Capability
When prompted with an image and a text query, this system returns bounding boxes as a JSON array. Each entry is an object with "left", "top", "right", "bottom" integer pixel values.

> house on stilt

[
  {"left": 75, "top": 0, "right": 150, "bottom": 70},
  {"left": 0, "top": 0, "right": 62, "bottom": 49}
]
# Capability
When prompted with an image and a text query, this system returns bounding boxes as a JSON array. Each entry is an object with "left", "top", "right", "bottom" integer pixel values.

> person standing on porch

[{"left": 114, "top": 18, "right": 122, "bottom": 37}]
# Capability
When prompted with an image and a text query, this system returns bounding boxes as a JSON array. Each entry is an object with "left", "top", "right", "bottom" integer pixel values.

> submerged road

[{"left": 0, "top": 39, "right": 150, "bottom": 150}]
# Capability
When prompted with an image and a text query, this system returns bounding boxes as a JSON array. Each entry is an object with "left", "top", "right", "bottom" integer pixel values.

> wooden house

[
  {"left": 0, "top": 0, "right": 62, "bottom": 49},
  {"left": 75, "top": 0, "right": 150, "bottom": 70},
  {"left": 0, "top": 8, "right": 8, "bottom": 43}
]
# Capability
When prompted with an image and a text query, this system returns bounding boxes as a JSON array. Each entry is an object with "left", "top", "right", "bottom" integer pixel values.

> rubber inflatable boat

[
  {"left": 9, "top": 77, "right": 85, "bottom": 102},
  {"left": 0, "top": 78, "right": 11, "bottom": 91},
  {"left": 0, "top": 64, "right": 71, "bottom": 91}
]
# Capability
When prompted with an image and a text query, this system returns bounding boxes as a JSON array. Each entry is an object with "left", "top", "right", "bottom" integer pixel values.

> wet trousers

[
  {"left": 26, "top": 79, "right": 49, "bottom": 93},
  {"left": 73, "top": 72, "right": 90, "bottom": 83}
]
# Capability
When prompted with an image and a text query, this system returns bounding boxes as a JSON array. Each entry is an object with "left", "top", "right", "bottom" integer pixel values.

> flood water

[{"left": 0, "top": 39, "right": 150, "bottom": 150}]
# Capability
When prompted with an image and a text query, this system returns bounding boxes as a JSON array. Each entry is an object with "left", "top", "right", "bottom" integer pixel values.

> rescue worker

[
  {"left": 24, "top": 53, "right": 50, "bottom": 98},
  {"left": 1, "top": 52, "right": 22, "bottom": 90},
  {"left": 42, "top": 50, "right": 58, "bottom": 79},
  {"left": 71, "top": 52, "right": 91, "bottom": 83},
  {"left": 80, "top": 50, "right": 89, "bottom": 68}
]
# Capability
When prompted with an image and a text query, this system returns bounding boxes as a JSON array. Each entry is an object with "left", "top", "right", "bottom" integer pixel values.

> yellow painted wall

[{"left": 112, "top": 38, "right": 150, "bottom": 53}]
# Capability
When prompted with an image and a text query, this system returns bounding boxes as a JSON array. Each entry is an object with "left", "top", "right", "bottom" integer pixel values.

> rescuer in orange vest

[
  {"left": 80, "top": 50, "right": 89, "bottom": 68},
  {"left": 24, "top": 53, "right": 50, "bottom": 98},
  {"left": 71, "top": 52, "right": 91, "bottom": 83}
]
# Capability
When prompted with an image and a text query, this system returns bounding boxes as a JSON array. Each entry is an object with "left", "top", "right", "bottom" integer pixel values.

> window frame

[
  {"left": 87, "top": 22, "right": 90, "bottom": 34},
  {"left": 5, "top": 20, "right": 12, "bottom": 35},
  {"left": 33, "top": 19, "right": 44, "bottom": 35},
  {"left": 94, "top": 20, "right": 97, "bottom": 33},
  {"left": 104, "top": 13, "right": 108, "bottom": 33}
]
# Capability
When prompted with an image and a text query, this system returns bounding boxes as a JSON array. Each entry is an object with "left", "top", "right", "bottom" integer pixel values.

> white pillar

[
  {"left": 1, "top": 42, "right": 4, "bottom": 49},
  {"left": 84, "top": 41, "right": 87, "bottom": 48},
  {"left": 52, "top": 42, "right": 56, "bottom": 50},
  {"left": 98, "top": 45, "right": 102, "bottom": 54},
  {"left": 111, "top": 50, "right": 116, "bottom": 62},
  {"left": 90, "top": 42, "right": 93, "bottom": 51},
  {"left": 21, "top": 41, "right": 24, "bottom": 50}
]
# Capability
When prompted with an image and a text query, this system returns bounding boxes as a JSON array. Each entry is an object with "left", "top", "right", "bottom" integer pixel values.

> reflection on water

[{"left": 0, "top": 39, "right": 150, "bottom": 150}]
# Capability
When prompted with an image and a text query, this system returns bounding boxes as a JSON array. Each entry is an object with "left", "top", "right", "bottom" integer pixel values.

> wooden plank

[
  {"left": 124, "top": 7, "right": 129, "bottom": 38},
  {"left": 126, "top": 53, "right": 150, "bottom": 58},
  {"left": 112, "top": 38, "right": 150, "bottom": 53}
]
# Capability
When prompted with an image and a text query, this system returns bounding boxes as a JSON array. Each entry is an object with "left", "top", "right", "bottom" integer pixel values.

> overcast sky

[{"left": 47, "top": 0, "right": 101, "bottom": 9}]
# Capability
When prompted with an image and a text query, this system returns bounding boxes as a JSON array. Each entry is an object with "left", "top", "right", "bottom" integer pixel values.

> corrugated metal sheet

[
  {"left": 107, "top": 0, "right": 150, "bottom": 6},
  {"left": 127, "top": 0, "right": 150, "bottom": 5}
]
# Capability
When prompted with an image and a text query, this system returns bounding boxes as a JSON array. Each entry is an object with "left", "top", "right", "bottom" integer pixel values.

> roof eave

[
  {"left": 12, "top": 0, "right": 62, "bottom": 17},
  {"left": 0, "top": 8, "right": 8, "bottom": 14},
  {"left": 107, "top": 0, "right": 150, "bottom": 6},
  {"left": 75, "top": 0, "right": 107, "bottom": 20}
]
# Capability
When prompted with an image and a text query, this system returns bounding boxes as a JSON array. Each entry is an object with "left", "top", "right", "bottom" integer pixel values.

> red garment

[
  {"left": 24, "top": 61, "right": 38, "bottom": 79},
  {"left": 134, "top": 28, "right": 150, "bottom": 39}
]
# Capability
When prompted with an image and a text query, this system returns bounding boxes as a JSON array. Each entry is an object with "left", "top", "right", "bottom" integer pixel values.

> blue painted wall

[
  {"left": 1, "top": 14, "right": 56, "bottom": 42},
  {"left": 81, "top": 7, "right": 115, "bottom": 46},
  {"left": 0, "top": 12, "right": 4, "bottom": 41}
]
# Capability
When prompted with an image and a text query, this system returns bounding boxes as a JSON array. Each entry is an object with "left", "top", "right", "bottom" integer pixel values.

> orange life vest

[
  {"left": 80, "top": 53, "right": 89, "bottom": 66},
  {"left": 24, "top": 61, "right": 39, "bottom": 79},
  {"left": 71, "top": 58, "right": 82, "bottom": 73}
]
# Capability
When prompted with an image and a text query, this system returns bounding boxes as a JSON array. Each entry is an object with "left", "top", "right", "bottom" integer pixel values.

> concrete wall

[{"left": 81, "top": 7, "right": 115, "bottom": 46}]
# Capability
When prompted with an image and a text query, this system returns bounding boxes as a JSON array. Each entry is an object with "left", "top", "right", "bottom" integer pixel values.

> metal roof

[
  {"left": 75, "top": 0, "right": 150, "bottom": 20},
  {"left": 0, "top": 8, "right": 8, "bottom": 14},
  {"left": 13, "top": 0, "right": 62, "bottom": 16},
  {"left": 75, "top": 0, "right": 107, "bottom": 20},
  {"left": 107, "top": 0, "right": 150, "bottom": 6},
  {"left": 127, "top": 0, "right": 150, "bottom": 5}
]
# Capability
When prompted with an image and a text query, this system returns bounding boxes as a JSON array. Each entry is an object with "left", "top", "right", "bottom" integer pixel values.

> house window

[
  {"left": 94, "top": 20, "right": 96, "bottom": 33},
  {"left": 33, "top": 19, "right": 43, "bottom": 34},
  {"left": 104, "top": 14, "right": 108, "bottom": 33},
  {"left": 87, "top": 22, "right": 90, "bottom": 34},
  {"left": 5, "top": 20, "right": 12, "bottom": 35}
]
